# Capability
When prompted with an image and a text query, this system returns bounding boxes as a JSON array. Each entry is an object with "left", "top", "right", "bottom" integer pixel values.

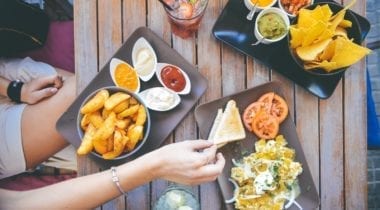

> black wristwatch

[{"left": 7, "top": 80, "right": 24, "bottom": 103}]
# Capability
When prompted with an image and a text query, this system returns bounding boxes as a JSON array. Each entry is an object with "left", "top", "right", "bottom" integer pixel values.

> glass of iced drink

[{"left": 164, "top": 0, "right": 209, "bottom": 39}]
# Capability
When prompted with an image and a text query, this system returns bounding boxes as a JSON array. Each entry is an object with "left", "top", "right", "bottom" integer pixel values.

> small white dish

[
  {"left": 132, "top": 37, "right": 157, "bottom": 82},
  {"left": 254, "top": 7, "right": 290, "bottom": 45},
  {"left": 244, "top": 0, "right": 277, "bottom": 20},
  {"left": 138, "top": 87, "right": 181, "bottom": 112},
  {"left": 155, "top": 62, "right": 191, "bottom": 95},
  {"left": 278, "top": 0, "right": 314, "bottom": 18},
  {"left": 109, "top": 58, "right": 140, "bottom": 93}
]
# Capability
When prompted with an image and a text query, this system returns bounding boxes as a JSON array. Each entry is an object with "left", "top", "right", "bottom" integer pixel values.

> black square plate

[
  {"left": 212, "top": 0, "right": 370, "bottom": 99},
  {"left": 56, "top": 27, "right": 208, "bottom": 169},
  {"left": 195, "top": 81, "right": 319, "bottom": 210}
]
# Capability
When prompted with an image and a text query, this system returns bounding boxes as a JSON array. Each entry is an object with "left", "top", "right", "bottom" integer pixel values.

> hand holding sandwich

[{"left": 152, "top": 140, "right": 225, "bottom": 185}]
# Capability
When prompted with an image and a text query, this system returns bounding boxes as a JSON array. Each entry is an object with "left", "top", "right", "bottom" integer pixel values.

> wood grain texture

[
  {"left": 74, "top": 2, "right": 101, "bottom": 200},
  {"left": 295, "top": 86, "right": 320, "bottom": 210},
  {"left": 198, "top": 0, "right": 225, "bottom": 208},
  {"left": 172, "top": 33, "right": 200, "bottom": 200},
  {"left": 97, "top": 1, "right": 126, "bottom": 208},
  {"left": 320, "top": 82, "right": 344, "bottom": 210},
  {"left": 147, "top": 0, "right": 173, "bottom": 206},
  {"left": 73, "top": 0, "right": 368, "bottom": 209},
  {"left": 122, "top": 0, "right": 146, "bottom": 40},
  {"left": 74, "top": 0, "right": 98, "bottom": 91},
  {"left": 147, "top": 0, "right": 171, "bottom": 44},
  {"left": 343, "top": 2, "right": 367, "bottom": 209},
  {"left": 98, "top": 0, "right": 122, "bottom": 68}
]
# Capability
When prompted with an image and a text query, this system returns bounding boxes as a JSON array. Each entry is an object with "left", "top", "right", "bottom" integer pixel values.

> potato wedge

[
  {"left": 88, "top": 111, "right": 104, "bottom": 129},
  {"left": 80, "top": 114, "right": 90, "bottom": 130},
  {"left": 77, "top": 124, "right": 96, "bottom": 155},
  {"left": 80, "top": 90, "right": 109, "bottom": 114},
  {"left": 102, "top": 130, "right": 129, "bottom": 159},
  {"left": 93, "top": 112, "right": 116, "bottom": 154},
  {"left": 112, "top": 99, "right": 130, "bottom": 113},
  {"left": 118, "top": 104, "right": 139, "bottom": 118},
  {"left": 104, "top": 92, "right": 130, "bottom": 111},
  {"left": 135, "top": 105, "right": 147, "bottom": 126},
  {"left": 126, "top": 125, "right": 143, "bottom": 151}
]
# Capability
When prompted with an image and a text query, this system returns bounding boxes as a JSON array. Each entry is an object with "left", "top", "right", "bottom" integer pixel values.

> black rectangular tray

[
  {"left": 195, "top": 82, "right": 319, "bottom": 210},
  {"left": 56, "top": 27, "right": 208, "bottom": 169},
  {"left": 212, "top": 0, "right": 370, "bottom": 99}
]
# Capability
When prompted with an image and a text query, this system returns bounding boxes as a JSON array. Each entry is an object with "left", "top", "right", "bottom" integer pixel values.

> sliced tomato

[
  {"left": 242, "top": 101, "right": 267, "bottom": 131},
  {"left": 258, "top": 92, "right": 275, "bottom": 111},
  {"left": 259, "top": 92, "right": 288, "bottom": 123},
  {"left": 270, "top": 94, "right": 289, "bottom": 123},
  {"left": 251, "top": 111, "right": 279, "bottom": 139}
]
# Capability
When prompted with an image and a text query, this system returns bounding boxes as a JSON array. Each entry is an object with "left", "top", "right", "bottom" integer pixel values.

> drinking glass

[{"left": 164, "top": 0, "right": 209, "bottom": 39}]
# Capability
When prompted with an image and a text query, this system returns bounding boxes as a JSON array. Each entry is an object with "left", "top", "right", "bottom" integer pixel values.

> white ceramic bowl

[
  {"left": 109, "top": 58, "right": 140, "bottom": 93},
  {"left": 155, "top": 62, "right": 191, "bottom": 95},
  {"left": 244, "top": 0, "right": 277, "bottom": 13},
  {"left": 254, "top": 7, "right": 290, "bottom": 44},
  {"left": 278, "top": 0, "right": 314, "bottom": 18},
  {"left": 132, "top": 37, "right": 157, "bottom": 82},
  {"left": 139, "top": 87, "right": 181, "bottom": 112}
]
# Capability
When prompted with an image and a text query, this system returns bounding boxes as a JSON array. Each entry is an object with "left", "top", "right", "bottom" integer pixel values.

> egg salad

[{"left": 227, "top": 135, "right": 303, "bottom": 210}]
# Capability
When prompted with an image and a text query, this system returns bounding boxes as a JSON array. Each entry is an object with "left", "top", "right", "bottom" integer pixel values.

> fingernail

[{"left": 50, "top": 88, "right": 58, "bottom": 93}]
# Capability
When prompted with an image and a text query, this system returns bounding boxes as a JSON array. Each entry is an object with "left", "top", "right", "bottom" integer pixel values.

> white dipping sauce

[
  {"left": 134, "top": 48, "right": 155, "bottom": 76},
  {"left": 145, "top": 88, "right": 176, "bottom": 111}
]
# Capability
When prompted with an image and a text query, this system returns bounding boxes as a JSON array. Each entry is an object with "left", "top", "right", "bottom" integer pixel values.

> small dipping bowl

[
  {"left": 244, "top": 0, "right": 278, "bottom": 13},
  {"left": 254, "top": 7, "right": 290, "bottom": 44},
  {"left": 278, "top": 0, "right": 314, "bottom": 18}
]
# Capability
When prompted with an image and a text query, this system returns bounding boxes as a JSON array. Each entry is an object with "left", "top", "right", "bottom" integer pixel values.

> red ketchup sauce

[{"left": 160, "top": 65, "right": 186, "bottom": 92}]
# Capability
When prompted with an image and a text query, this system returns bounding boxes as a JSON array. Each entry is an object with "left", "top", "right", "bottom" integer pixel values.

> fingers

[
  {"left": 186, "top": 139, "right": 213, "bottom": 151},
  {"left": 200, "top": 144, "right": 217, "bottom": 165},
  {"left": 34, "top": 87, "right": 59, "bottom": 101},
  {"left": 187, "top": 153, "right": 226, "bottom": 185},
  {"left": 34, "top": 75, "right": 62, "bottom": 90}
]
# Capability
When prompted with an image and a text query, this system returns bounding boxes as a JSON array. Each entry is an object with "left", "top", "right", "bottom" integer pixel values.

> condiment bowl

[
  {"left": 109, "top": 58, "right": 141, "bottom": 93},
  {"left": 155, "top": 62, "right": 191, "bottom": 95},
  {"left": 254, "top": 7, "right": 290, "bottom": 44},
  {"left": 244, "top": 0, "right": 278, "bottom": 15},
  {"left": 287, "top": 2, "right": 362, "bottom": 76},
  {"left": 278, "top": 0, "right": 314, "bottom": 18},
  {"left": 139, "top": 87, "right": 181, "bottom": 112},
  {"left": 132, "top": 37, "right": 157, "bottom": 82},
  {"left": 77, "top": 86, "right": 151, "bottom": 161}
]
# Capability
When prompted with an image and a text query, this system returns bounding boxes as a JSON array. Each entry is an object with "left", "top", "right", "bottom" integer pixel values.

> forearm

[
  {"left": 0, "top": 76, "right": 10, "bottom": 97},
  {"left": 0, "top": 152, "right": 161, "bottom": 209}
]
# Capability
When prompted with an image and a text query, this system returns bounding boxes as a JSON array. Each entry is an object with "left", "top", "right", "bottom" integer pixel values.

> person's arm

[
  {"left": 0, "top": 140, "right": 225, "bottom": 209},
  {"left": 0, "top": 76, "right": 10, "bottom": 97},
  {"left": 0, "top": 74, "right": 63, "bottom": 104}
]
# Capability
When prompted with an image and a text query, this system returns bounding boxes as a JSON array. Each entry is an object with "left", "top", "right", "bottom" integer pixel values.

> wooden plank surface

[
  {"left": 198, "top": 0, "right": 224, "bottom": 208},
  {"left": 73, "top": 0, "right": 368, "bottom": 209},
  {"left": 343, "top": 2, "right": 368, "bottom": 209}
]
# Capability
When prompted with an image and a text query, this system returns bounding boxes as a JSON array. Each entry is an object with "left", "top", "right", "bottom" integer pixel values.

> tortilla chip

[
  {"left": 290, "top": 27, "right": 304, "bottom": 48},
  {"left": 330, "top": 37, "right": 371, "bottom": 69},
  {"left": 302, "top": 20, "right": 327, "bottom": 46},
  {"left": 290, "top": 0, "right": 371, "bottom": 72},
  {"left": 297, "top": 9, "right": 317, "bottom": 28},
  {"left": 297, "top": 38, "right": 332, "bottom": 61}
]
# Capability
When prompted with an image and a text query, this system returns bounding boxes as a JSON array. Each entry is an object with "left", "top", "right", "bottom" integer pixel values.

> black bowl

[
  {"left": 287, "top": 1, "right": 362, "bottom": 76},
  {"left": 77, "top": 86, "right": 151, "bottom": 161}
]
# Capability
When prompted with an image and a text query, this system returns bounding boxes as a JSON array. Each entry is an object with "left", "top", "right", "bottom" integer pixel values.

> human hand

[
  {"left": 151, "top": 140, "right": 225, "bottom": 185},
  {"left": 20, "top": 75, "right": 63, "bottom": 104}
]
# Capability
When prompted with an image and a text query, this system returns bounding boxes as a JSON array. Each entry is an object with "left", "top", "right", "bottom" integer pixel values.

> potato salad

[{"left": 228, "top": 135, "right": 303, "bottom": 210}]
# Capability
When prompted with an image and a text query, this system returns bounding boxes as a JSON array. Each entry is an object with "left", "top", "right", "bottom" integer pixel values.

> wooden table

[{"left": 74, "top": 0, "right": 367, "bottom": 209}]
